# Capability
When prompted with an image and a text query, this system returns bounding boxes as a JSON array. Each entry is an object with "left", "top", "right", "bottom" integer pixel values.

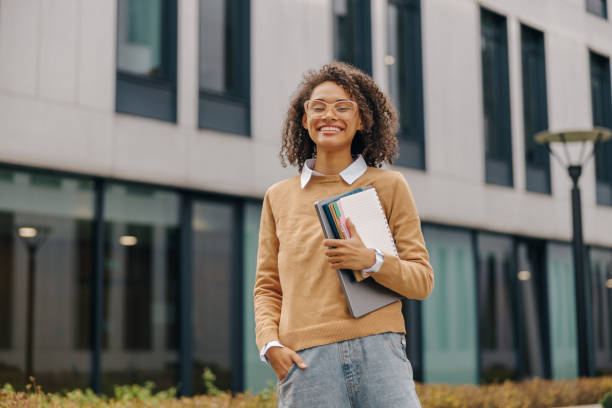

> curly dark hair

[{"left": 280, "top": 62, "right": 399, "bottom": 172}]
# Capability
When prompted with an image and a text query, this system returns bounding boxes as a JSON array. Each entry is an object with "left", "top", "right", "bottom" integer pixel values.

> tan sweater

[{"left": 254, "top": 167, "right": 434, "bottom": 352}]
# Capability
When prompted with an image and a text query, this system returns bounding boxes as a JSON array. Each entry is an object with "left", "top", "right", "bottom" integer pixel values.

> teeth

[{"left": 320, "top": 127, "right": 341, "bottom": 132}]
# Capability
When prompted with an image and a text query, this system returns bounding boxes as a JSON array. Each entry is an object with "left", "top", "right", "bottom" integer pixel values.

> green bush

[{"left": 601, "top": 391, "right": 612, "bottom": 408}]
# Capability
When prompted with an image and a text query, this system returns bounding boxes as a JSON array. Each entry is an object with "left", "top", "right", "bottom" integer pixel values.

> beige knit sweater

[{"left": 254, "top": 167, "right": 434, "bottom": 352}]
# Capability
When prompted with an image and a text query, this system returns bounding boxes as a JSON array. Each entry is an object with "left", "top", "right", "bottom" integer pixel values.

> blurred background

[{"left": 0, "top": 0, "right": 611, "bottom": 397}]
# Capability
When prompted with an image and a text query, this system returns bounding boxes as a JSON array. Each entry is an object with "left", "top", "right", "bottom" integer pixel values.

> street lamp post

[
  {"left": 16, "top": 226, "right": 50, "bottom": 382},
  {"left": 535, "top": 127, "right": 612, "bottom": 378}
]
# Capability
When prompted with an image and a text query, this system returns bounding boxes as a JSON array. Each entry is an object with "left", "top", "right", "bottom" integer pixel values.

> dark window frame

[
  {"left": 586, "top": 0, "right": 608, "bottom": 19},
  {"left": 115, "top": 0, "right": 178, "bottom": 123},
  {"left": 333, "top": 0, "right": 373, "bottom": 75},
  {"left": 198, "top": 0, "right": 251, "bottom": 136},
  {"left": 520, "top": 24, "right": 551, "bottom": 194},
  {"left": 481, "top": 8, "right": 514, "bottom": 188},
  {"left": 589, "top": 51, "right": 612, "bottom": 206},
  {"left": 387, "top": 0, "right": 426, "bottom": 170}
]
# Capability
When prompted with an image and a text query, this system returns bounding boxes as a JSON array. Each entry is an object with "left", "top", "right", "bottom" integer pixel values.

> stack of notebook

[{"left": 314, "top": 186, "right": 403, "bottom": 318}]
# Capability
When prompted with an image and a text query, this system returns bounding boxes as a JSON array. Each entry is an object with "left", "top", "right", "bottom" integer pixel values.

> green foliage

[
  {"left": 601, "top": 391, "right": 612, "bottom": 408},
  {"left": 113, "top": 381, "right": 176, "bottom": 402},
  {"left": 1, "top": 383, "right": 15, "bottom": 394},
  {"left": 202, "top": 367, "right": 220, "bottom": 396},
  {"left": 256, "top": 380, "right": 277, "bottom": 403}
]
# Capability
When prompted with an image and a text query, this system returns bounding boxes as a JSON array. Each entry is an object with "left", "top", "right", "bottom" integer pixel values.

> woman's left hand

[{"left": 323, "top": 218, "right": 376, "bottom": 270}]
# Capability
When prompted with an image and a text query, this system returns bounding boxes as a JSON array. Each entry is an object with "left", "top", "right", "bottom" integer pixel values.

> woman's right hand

[{"left": 266, "top": 346, "right": 307, "bottom": 381}]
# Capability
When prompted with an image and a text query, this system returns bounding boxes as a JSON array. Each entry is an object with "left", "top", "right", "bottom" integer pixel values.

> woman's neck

[{"left": 313, "top": 149, "right": 354, "bottom": 175}]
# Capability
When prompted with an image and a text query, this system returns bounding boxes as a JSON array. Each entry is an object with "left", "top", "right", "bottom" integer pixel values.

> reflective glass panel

[
  {"left": 117, "top": 0, "right": 167, "bottom": 79},
  {"left": 422, "top": 226, "right": 477, "bottom": 384},
  {"left": 242, "top": 202, "right": 276, "bottom": 392},
  {"left": 387, "top": 0, "right": 425, "bottom": 169},
  {"left": 102, "top": 183, "right": 179, "bottom": 394},
  {"left": 199, "top": 0, "right": 230, "bottom": 93},
  {"left": 192, "top": 201, "right": 235, "bottom": 393},
  {"left": 547, "top": 242, "right": 577, "bottom": 379},
  {"left": 0, "top": 169, "right": 93, "bottom": 391},
  {"left": 477, "top": 233, "right": 518, "bottom": 382},
  {"left": 590, "top": 248, "right": 612, "bottom": 375}
]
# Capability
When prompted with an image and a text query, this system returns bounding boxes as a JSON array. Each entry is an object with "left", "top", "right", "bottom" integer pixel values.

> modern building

[{"left": 0, "top": 0, "right": 611, "bottom": 396}]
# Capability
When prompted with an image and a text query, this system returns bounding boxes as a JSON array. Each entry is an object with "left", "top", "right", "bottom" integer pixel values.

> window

[
  {"left": 198, "top": 0, "right": 250, "bottom": 135},
  {"left": 590, "top": 248, "right": 612, "bottom": 376},
  {"left": 547, "top": 243, "right": 578, "bottom": 379},
  {"left": 116, "top": 0, "right": 178, "bottom": 122},
  {"left": 0, "top": 170, "right": 94, "bottom": 391},
  {"left": 481, "top": 8, "right": 513, "bottom": 187},
  {"left": 422, "top": 226, "right": 478, "bottom": 384},
  {"left": 590, "top": 51, "right": 612, "bottom": 206},
  {"left": 387, "top": 0, "right": 425, "bottom": 169},
  {"left": 333, "top": 0, "right": 372, "bottom": 75},
  {"left": 521, "top": 25, "right": 550, "bottom": 194},
  {"left": 102, "top": 183, "right": 180, "bottom": 393},
  {"left": 587, "top": 0, "right": 608, "bottom": 18}
]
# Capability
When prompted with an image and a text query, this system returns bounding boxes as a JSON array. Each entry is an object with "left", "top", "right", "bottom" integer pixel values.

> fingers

[
  {"left": 290, "top": 350, "right": 307, "bottom": 369},
  {"left": 346, "top": 218, "right": 358, "bottom": 237},
  {"left": 323, "top": 239, "right": 344, "bottom": 247}
]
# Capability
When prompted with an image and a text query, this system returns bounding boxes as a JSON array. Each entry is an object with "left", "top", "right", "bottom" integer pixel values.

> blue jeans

[{"left": 277, "top": 332, "right": 421, "bottom": 408}]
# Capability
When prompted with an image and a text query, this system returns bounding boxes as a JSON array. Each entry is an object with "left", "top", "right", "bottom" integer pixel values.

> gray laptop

[{"left": 314, "top": 188, "right": 402, "bottom": 318}]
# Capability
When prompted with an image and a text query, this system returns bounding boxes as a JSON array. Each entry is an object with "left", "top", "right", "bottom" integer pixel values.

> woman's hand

[
  {"left": 323, "top": 218, "right": 376, "bottom": 271},
  {"left": 266, "top": 346, "right": 307, "bottom": 381}
]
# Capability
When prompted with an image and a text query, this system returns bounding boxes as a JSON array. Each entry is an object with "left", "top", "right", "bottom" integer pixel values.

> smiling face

[{"left": 302, "top": 81, "right": 363, "bottom": 154}]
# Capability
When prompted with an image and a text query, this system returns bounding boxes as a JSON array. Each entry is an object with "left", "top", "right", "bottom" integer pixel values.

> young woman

[{"left": 254, "top": 62, "right": 433, "bottom": 408}]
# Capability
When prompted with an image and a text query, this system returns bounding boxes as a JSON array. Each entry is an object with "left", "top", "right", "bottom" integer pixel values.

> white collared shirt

[{"left": 300, "top": 154, "right": 368, "bottom": 189}]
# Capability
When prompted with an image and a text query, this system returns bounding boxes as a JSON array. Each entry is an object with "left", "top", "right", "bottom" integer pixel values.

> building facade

[{"left": 0, "top": 0, "right": 611, "bottom": 395}]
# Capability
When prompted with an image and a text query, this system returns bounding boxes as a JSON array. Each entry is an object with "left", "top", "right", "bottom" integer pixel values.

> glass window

[
  {"left": 547, "top": 242, "right": 578, "bottom": 379},
  {"left": 590, "top": 248, "right": 612, "bottom": 375},
  {"left": 521, "top": 25, "right": 551, "bottom": 194},
  {"left": 587, "top": 0, "right": 608, "bottom": 18},
  {"left": 590, "top": 51, "right": 612, "bottom": 206},
  {"left": 422, "top": 226, "right": 477, "bottom": 383},
  {"left": 387, "top": 0, "right": 425, "bottom": 169},
  {"left": 477, "top": 233, "right": 518, "bottom": 382},
  {"left": 0, "top": 169, "right": 94, "bottom": 392},
  {"left": 116, "top": 0, "right": 177, "bottom": 122},
  {"left": 242, "top": 202, "right": 276, "bottom": 392},
  {"left": 101, "top": 183, "right": 179, "bottom": 394},
  {"left": 333, "top": 0, "right": 372, "bottom": 75},
  {"left": 191, "top": 200, "right": 237, "bottom": 393},
  {"left": 481, "top": 8, "right": 513, "bottom": 187},
  {"left": 198, "top": 0, "right": 250, "bottom": 135}
]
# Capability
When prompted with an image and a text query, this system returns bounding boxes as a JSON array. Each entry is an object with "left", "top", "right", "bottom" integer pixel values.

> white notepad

[{"left": 337, "top": 188, "right": 398, "bottom": 257}]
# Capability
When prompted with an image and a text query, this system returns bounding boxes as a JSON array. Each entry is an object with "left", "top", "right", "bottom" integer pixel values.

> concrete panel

[
  {"left": 0, "top": 0, "right": 41, "bottom": 95},
  {"left": 77, "top": 0, "right": 116, "bottom": 110},
  {"left": 422, "top": 0, "right": 483, "bottom": 183},
  {"left": 112, "top": 115, "right": 187, "bottom": 185},
  {"left": 39, "top": 0, "right": 78, "bottom": 103},
  {"left": 177, "top": 0, "right": 198, "bottom": 128}
]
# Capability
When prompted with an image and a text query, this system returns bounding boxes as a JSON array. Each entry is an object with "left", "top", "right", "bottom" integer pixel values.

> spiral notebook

[{"left": 314, "top": 186, "right": 402, "bottom": 318}]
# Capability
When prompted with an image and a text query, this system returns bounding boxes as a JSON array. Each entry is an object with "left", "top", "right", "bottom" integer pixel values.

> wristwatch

[{"left": 362, "top": 248, "right": 384, "bottom": 273}]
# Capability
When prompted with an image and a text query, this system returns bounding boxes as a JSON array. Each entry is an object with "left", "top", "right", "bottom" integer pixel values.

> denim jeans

[{"left": 277, "top": 332, "right": 421, "bottom": 408}]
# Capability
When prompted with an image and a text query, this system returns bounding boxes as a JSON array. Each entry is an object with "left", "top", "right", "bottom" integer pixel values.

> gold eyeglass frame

[{"left": 303, "top": 100, "right": 358, "bottom": 118}]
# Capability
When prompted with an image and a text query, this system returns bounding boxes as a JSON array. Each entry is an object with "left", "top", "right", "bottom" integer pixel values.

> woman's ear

[{"left": 302, "top": 113, "right": 308, "bottom": 129}]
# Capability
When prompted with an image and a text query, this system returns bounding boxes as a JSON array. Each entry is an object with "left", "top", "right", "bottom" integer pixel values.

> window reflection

[
  {"left": 192, "top": 201, "right": 235, "bottom": 393},
  {"left": 0, "top": 171, "right": 93, "bottom": 392},
  {"left": 117, "top": 0, "right": 167, "bottom": 79},
  {"left": 590, "top": 248, "right": 612, "bottom": 375},
  {"left": 477, "top": 233, "right": 518, "bottom": 383},
  {"left": 102, "top": 184, "right": 179, "bottom": 394}
]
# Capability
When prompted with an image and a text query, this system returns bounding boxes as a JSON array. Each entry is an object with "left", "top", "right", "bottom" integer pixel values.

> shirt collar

[{"left": 300, "top": 155, "right": 367, "bottom": 189}]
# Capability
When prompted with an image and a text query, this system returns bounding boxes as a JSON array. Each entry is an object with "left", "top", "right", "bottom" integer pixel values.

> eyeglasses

[{"left": 303, "top": 100, "right": 358, "bottom": 119}]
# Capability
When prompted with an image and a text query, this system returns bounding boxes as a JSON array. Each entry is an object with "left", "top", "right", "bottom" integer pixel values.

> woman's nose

[{"left": 323, "top": 107, "right": 337, "bottom": 119}]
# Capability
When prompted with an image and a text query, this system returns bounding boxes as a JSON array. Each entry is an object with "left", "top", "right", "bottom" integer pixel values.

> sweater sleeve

[
  {"left": 253, "top": 189, "right": 283, "bottom": 351},
  {"left": 370, "top": 173, "right": 434, "bottom": 300}
]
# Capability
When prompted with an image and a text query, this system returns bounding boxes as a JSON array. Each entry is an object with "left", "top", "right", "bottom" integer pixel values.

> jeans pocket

[
  {"left": 383, "top": 332, "right": 408, "bottom": 362},
  {"left": 278, "top": 362, "right": 298, "bottom": 385}
]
